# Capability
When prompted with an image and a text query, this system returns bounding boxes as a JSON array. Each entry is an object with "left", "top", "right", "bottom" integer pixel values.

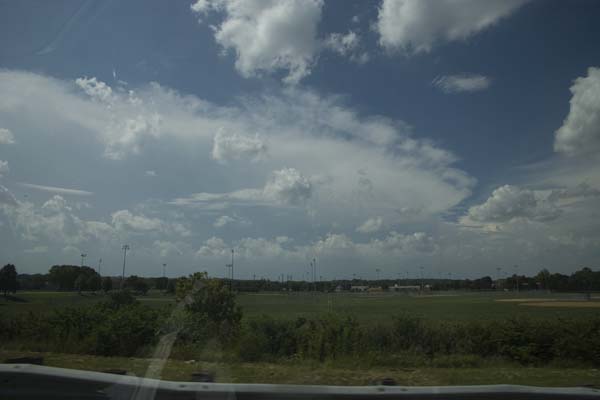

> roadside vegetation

[
  {"left": 3, "top": 271, "right": 600, "bottom": 370},
  {"left": 3, "top": 264, "right": 600, "bottom": 384}
]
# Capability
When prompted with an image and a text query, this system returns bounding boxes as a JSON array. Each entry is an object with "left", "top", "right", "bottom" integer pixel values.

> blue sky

[{"left": 1, "top": 0, "right": 600, "bottom": 279}]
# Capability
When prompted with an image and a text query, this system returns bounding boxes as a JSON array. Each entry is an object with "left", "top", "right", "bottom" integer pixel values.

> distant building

[
  {"left": 350, "top": 285, "right": 368, "bottom": 292},
  {"left": 367, "top": 286, "right": 383, "bottom": 292},
  {"left": 335, "top": 285, "right": 344, "bottom": 292},
  {"left": 389, "top": 284, "right": 421, "bottom": 292}
]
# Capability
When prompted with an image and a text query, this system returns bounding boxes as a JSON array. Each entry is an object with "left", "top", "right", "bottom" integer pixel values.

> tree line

[
  {"left": 4, "top": 264, "right": 173, "bottom": 295},
  {"left": 3, "top": 263, "right": 600, "bottom": 296},
  {"left": 2, "top": 272, "right": 600, "bottom": 368}
]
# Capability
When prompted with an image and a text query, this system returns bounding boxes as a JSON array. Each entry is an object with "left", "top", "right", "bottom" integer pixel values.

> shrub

[
  {"left": 93, "top": 303, "right": 160, "bottom": 356},
  {"left": 177, "top": 274, "right": 242, "bottom": 346},
  {"left": 0, "top": 297, "right": 160, "bottom": 357},
  {"left": 101, "top": 290, "right": 137, "bottom": 310}
]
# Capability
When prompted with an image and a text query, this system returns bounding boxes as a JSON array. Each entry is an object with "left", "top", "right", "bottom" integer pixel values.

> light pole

[
  {"left": 309, "top": 260, "right": 314, "bottom": 291},
  {"left": 121, "top": 244, "right": 130, "bottom": 290},
  {"left": 495, "top": 267, "right": 502, "bottom": 290},
  {"left": 162, "top": 263, "right": 167, "bottom": 278},
  {"left": 80, "top": 253, "right": 87, "bottom": 267},
  {"left": 376, "top": 268, "right": 380, "bottom": 281},
  {"left": 225, "top": 263, "right": 232, "bottom": 285},
  {"left": 419, "top": 266, "right": 424, "bottom": 290},
  {"left": 313, "top": 258, "right": 317, "bottom": 292},
  {"left": 226, "top": 249, "right": 234, "bottom": 291},
  {"left": 514, "top": 265, "right": 519, "bottom": 292}
]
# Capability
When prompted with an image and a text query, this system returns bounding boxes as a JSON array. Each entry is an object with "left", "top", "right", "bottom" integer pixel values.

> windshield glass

[{"left": 1, "top": 0, "right": 600, "bottom": 391}]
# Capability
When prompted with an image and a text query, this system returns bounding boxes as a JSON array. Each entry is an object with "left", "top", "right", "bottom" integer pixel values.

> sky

[{"left": 1, "top": 0, "right": 600, "bottom": 280}]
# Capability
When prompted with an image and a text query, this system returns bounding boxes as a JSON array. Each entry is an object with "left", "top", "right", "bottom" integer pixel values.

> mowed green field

[
  {"left": 3, "top": 290, "right": 600, "bottom": 386},
  {"left": 2, "top": 290, "right": 600, "bottom": 322},
  {"left": 237, "top": 291, "right": 600, "bottom": 321}
]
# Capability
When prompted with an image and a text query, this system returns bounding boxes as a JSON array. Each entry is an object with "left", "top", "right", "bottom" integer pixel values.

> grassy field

[
  {"left": 2, "top": 349, "right": 600, "bottom": 386},
  {"left": 2, "top": 290, "right": 600, "bottom": 322},
  {"left": 236, "top": 291, "right": 600, "bottom": 322},
  {"left": 3, "top": 290, "right": 600, "bottom": 386}
]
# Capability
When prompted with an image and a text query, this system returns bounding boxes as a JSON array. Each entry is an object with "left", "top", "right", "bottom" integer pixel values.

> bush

[
  {"left": 93, "top": 303, "right": 160, "bottom": 356},
  {"left": 124, "top": 276, "right": 149, "bottom": 295},
  {"left": 4, "top": 295, "right": 600, "bottom": 367},
  {"left": 101, "top": 277, "right": 113, "bottom": 292},
  {"left": 177, "top": 274, "right": 242, "bottom": 346},
  {"left": 231, "top": 315, "right": 600, "bottom": 367},
  {"left": 0, "top": 297, "right": 160, "bottom": 357},
  {"left": 237, "top": 330, "right": 270, "bottom": 361},
  {"left": 101, "top": 290, "right": 137, "bottom": 310}
]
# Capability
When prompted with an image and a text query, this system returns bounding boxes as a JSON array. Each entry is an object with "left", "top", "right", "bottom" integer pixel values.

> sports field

[
  {"left": 235, "top": 291, "right": 600, "bottom": 321},
  {"left": 2, "top": 290, "right": 600, "bottom": 385},
  {"left": 2, "top": 290, "right": 599, "bottom": 321}
]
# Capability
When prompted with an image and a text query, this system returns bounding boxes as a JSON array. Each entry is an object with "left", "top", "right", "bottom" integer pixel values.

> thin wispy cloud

[
  {"left": 432, "top": 74, "right": 491, "bottom": 93},
  {"left": 17, "top": 183, "right": 93, "bottom": 196}
]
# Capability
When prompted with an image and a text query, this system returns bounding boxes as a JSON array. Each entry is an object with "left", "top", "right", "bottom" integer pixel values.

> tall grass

[{"left": 2, "top": 303, "right": 600, "bottom": 367}]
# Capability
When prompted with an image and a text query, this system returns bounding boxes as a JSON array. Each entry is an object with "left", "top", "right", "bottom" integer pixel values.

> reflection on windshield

[{"left": 1, "top": 0, "right": 600, "bottom": 391}]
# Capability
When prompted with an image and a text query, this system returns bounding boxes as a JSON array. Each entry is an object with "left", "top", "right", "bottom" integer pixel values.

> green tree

[
  {"left": 124, "top": 275, "right": 149, "bottom": 295},
  {"left": 74, "top": 274, "right": 86, "bottom": 293},
  {"left": 177, "top": 272, "right": 242, "bottom": 343},
  {"left": 186, "top": 278, "right": 242, "bottom": 325},
  {"left": 48, "top": 265, "right": 78, "bottom": 290},
  {"left": 175, "top": 272, "right": 208, "bottom": 300},
  {"left": 102, "top": 277, "right": 113, "bottom": 293},
  {"left": 535, "top": 269, "right": 551, "bottom": 290},
  {"left": 87, "top": 274, "right": 101, "bottom": 293},
  {"left": 166, "top": 279, "right": 176, "bottom": 294},
  {"left": 0, "top": 264, "right": 18, "bottom": 296},
  {"left": 48, "top": 265, "right": 97, "bottom": 291},
  {"left": 155, "top": 277, "right": 168, "bottom": 290}
]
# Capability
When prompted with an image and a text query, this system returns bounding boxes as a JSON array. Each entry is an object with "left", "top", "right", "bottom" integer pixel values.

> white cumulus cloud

[
  {"left": 213, "top": 215, "right": 236, "bottom": 228},
  {"left": 191, "top": 0, "right": 324, "bottom": 84},
  {"left": 465, "top": 185, "right": 562, "bottom": 224},
  {"left": 111, "top": 209, "right": 163, "bottom": 232},
  {"left": 153, "top": 240, "right": 184, "bottom": 257},
  {"left": 173, "top": 167, "right": 312, "bottom": 208},
  {"left": 263, "top": 168, "right": 312, "bottom": 205},
  {"left": 0, "top": 128, "right": 15, "bottom": 144},
  {"left": 196, "top": 236, "right": 229, "bottom": 257},
  {"left": 376, "top": 0, "right": 529, "bottom": 53},
  {"left": 365, "top": 231, "right": 436, "bottom": 254},
  {"left": 2, "top": 195, "right": 116, "bottom": 245},
  {"left": 554, "top": 67, "right": 600, "bottom": 156},
  {"left": 211, "top": 130, "right": 267, "bottom": 162},
  {"left": 0, "top": 185, "right": 17, "bottom": 206},
  {"left": 75, "top": 76, "right": 162, "bottom": 159},
  {"left": 75, "top": 77, "right": 113, "bottom": 102},
  {"left": 356, "top": 217, "right": 384, "bottom": 233},
  {"left": 0, "top": 69, "right": 477, "bottom": 269},
  {"left": 111, "top": 210, "right": 191, "bottom": 237},
  {"left": 0, "top": 160, "right": 8, "bottom": 177},
  {"left": 323, "top": 31, "right": 369, "bottom": 64}
]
